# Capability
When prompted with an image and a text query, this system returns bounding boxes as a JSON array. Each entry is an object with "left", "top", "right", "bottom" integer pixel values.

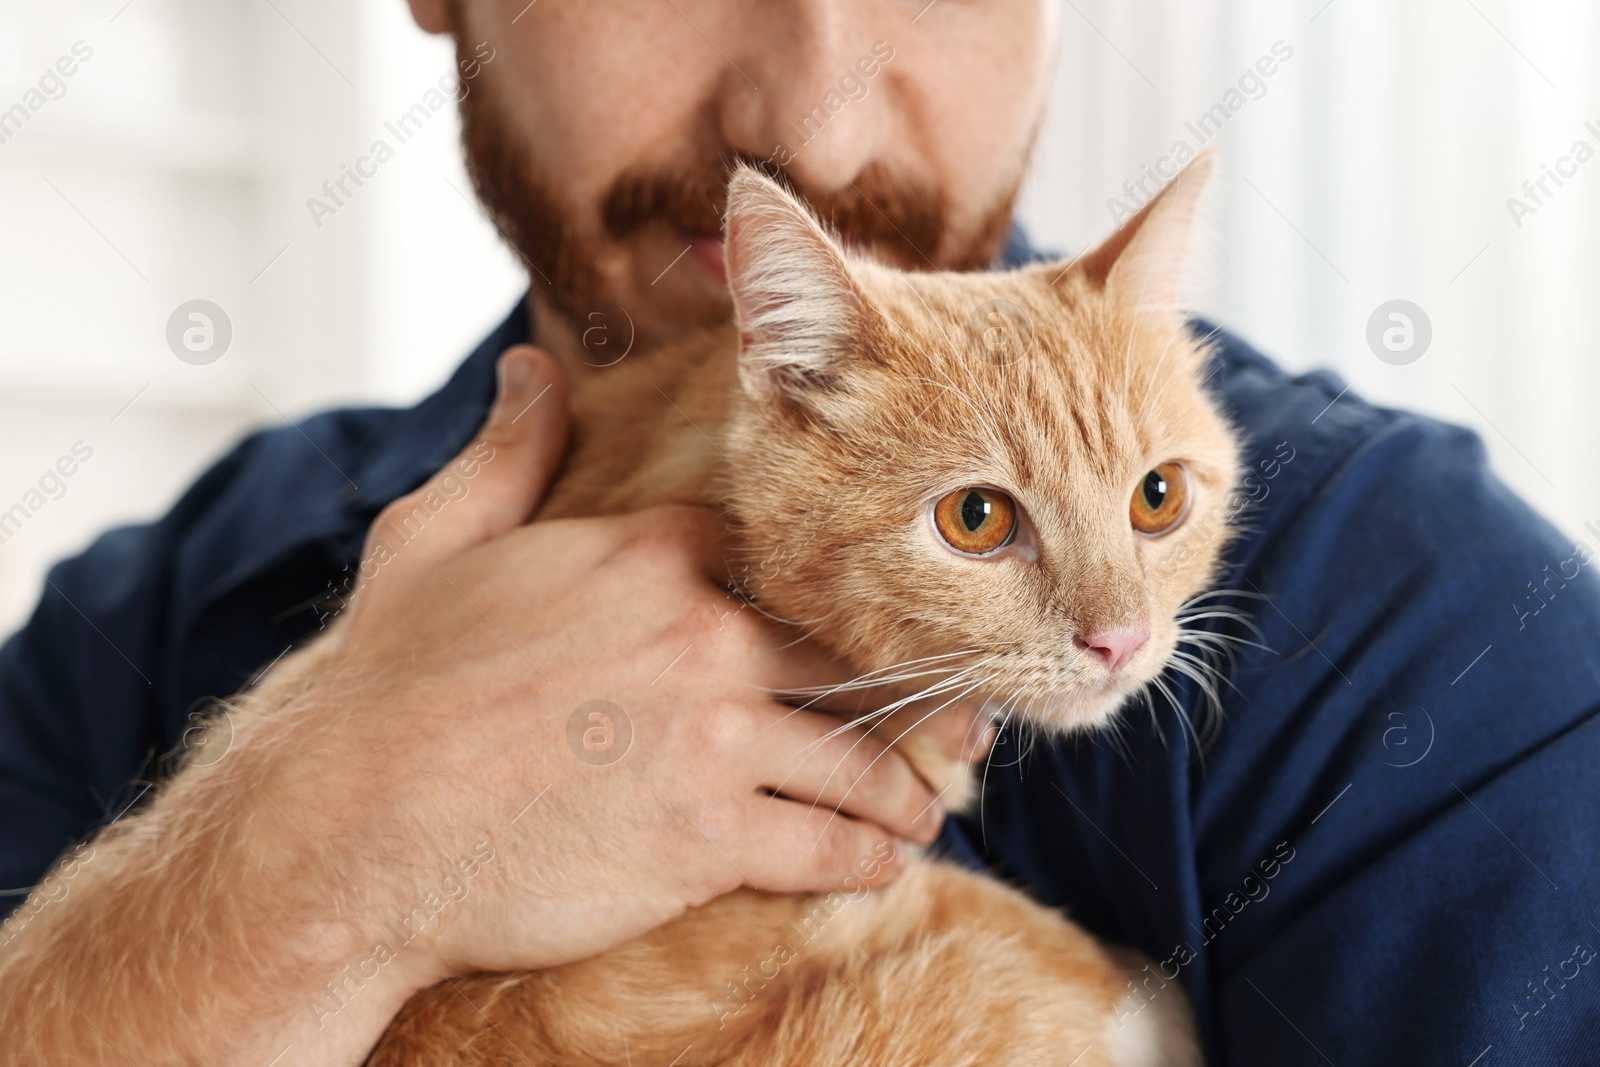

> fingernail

[
  {"left": 967, "top": 724, "right": 997, "bottom": 763},
  {"left": 498, "top": 351, "right": 532, "bottom": 399}
]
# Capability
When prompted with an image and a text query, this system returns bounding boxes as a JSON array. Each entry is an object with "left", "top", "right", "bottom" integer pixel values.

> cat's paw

[{"left": 1097, "top": 981, "right": 1203, "bottom": 1067}]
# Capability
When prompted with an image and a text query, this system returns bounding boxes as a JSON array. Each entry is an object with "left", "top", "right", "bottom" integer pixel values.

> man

[{"left": 2, "top": 1, "right": 1597, "bottom": 1064}]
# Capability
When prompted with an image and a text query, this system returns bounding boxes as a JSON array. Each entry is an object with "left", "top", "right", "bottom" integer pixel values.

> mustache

[{"left": 601, "top": 152, "right": 948, "bottom": 268}]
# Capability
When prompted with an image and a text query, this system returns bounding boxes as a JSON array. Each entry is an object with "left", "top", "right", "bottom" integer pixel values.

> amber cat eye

[
  {"left": 934, "top": 487, "right": 1017, "bottom": 555},
  {"left": 1130, "top": 463, "right": 1189, "bottom": 535}
]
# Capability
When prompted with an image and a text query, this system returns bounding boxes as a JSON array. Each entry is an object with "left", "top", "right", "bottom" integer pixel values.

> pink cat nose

[{"left": 1081, "top": 623, "right": 1151, "bottom": 674}]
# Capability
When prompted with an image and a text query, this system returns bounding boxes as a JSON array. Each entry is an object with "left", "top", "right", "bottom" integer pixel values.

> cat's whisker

[
  {"left": 1148, "top": 671, "right": 1211, "bottom": 765},
  {"left": 803, "top": 658, "right": 995, "bottom": 732},
  {"left": 1137, "top": 684, "right": 1169, "bottom": 748},
  {"left": 1096, "top": 695, "right": 1139, "bottom": 772},
  {"left": 1174, "top": 605, "right": 1268, "bottom": 645},
  {"left": 1181, "top": 587, "right": 1267, "bottom": 605},
  {"left": 773, "top": 667, "right": 978, "bottom": 720},
  {"left": 1165, "top": 640, "right": 1235, "bottom": 747},
  {"left": 1175, "top": 625, "right": 1242, "bottom": 657},
  {"left": 805, "top": 677, "right": 992, "bottom": 855},
  {"left": 1178, "top": 627, "right": 1272, "bottom": 657},
  {"left": 734, "top": 594, "right": 824, "bottom": 630},
  {"left": 783, "top": 673, "right": 977, "bottom": 756},
  {"left": 781, "top": 667, "right": 974, "bottom": 703},
  {"left": 775, "top": 650, "right": 985, "bottom": 698},
  {"left": 1168, "top": 648, "right": 1237, "bottom": 701},
  {"left": 763, "top": 659, "right": 1002, "bottom": 809},
  {"left": 1174, "top": 608, "right": 1262, "bottom": 627},
  {"left": 978, "top": 693, "right": 1026, "bottom": 852},
  {"left": 758, "top": 653, "right": 986, "bottom": 731},
  {"left": 1018, "top": 696, "right": 1047, "bottom": 763}
]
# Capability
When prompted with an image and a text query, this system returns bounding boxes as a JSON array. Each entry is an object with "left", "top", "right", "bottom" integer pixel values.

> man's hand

[
  {"left": 289, "top": 346, "right": 964, "bottom": 976},
  {"left": 0, "top": 346, "right": 985, "bottom": 1067}
]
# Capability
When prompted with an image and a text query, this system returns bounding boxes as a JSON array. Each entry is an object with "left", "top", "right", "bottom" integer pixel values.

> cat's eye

[
  {"left": 933, "top": 487, "right": 1017, "bottom": 555},
  {"left": 1130, "top": 463, "right": 1189, "bottom": 535}
]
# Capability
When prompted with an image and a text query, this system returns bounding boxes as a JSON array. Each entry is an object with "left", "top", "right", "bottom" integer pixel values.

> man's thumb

[{"left": 364, "top": 345, "right": 568, "bottom": 573}]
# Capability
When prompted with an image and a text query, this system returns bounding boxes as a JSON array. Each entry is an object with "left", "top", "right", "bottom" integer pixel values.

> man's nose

[{"left": 713, "top": 1, "right": 889, "bottom": 193}]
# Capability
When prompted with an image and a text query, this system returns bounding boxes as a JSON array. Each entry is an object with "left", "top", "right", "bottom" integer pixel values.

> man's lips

[{"left": 685, "top": 230, "right": 726, "bottom": 284}]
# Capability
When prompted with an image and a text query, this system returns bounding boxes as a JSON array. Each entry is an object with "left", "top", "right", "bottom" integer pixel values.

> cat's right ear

[
  {"left": 723, "top": 166, "right": 866, "bottom": 409},
  {"left": 1071, "top": 147, "right": 1217, "bottom": 313}
]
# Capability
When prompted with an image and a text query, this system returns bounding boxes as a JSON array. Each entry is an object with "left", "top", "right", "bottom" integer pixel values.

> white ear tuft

[
  {"left": 1078, "top": 147, "right": 1217, "bottom": 312},
  {"left": 723, "top": 166, "right": 864, "bottom": 404}
]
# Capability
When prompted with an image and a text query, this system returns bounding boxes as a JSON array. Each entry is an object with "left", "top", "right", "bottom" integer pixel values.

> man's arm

[{"left": 0, "top": 347, "right": 960, "bottom": 1066}]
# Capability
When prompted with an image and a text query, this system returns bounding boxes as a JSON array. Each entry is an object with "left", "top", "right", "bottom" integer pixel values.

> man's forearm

[{"left": 0, "top": 692, "right": 430, "bottom": 1067}]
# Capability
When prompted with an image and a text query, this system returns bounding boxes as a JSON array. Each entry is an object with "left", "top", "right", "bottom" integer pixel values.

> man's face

[{"left": 413, "top": 0, "right": 1059, "bottom": 363}]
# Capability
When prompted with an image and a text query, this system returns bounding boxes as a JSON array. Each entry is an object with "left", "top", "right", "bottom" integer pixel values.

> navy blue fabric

[{"left": 5, "top": 247, "right": 1600, "bottom": 1065}]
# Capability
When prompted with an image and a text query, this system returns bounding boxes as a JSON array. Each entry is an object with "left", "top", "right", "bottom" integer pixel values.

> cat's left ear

[
  {"left": 1072, "top": 147, "right": 1217, "bottom": 312},
  {"left": 723, "top": 165, "right": 867, "bottom": 408}
]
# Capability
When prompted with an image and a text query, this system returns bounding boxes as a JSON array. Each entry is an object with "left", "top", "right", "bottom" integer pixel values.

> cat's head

[{"left": 720, "top": 152, "right": 1240, "bottom": 735}]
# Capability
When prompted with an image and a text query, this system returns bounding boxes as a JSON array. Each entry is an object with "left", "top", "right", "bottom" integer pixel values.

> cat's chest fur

[{"left": 535, "top": 325, "right": 978, "bottom": 809}]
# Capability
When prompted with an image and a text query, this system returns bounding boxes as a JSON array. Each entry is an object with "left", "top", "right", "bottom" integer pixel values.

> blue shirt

[{"left": 4, "top": 257, "right": 1599, "bottom": 1065}]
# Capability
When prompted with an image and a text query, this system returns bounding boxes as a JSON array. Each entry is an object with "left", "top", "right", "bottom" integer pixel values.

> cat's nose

[{"left": 1081, "top": 623, "right": 1151, "bottom": 674}]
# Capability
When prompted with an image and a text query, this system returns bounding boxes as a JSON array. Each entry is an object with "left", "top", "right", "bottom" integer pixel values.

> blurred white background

[{"left": 1, "top": 0, "right": 1596, "bottom": 635}]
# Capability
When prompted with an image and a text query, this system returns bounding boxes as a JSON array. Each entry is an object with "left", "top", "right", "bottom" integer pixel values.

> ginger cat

[{"left": 349, "top": 152, "right": 1233, "bottom": 1064}]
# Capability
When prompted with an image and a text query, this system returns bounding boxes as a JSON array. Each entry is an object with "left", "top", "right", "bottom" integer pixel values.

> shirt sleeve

[
  {"left": 0, "top": 410, "right": 374, "bottom": 912},
  {"left": 0, "top": 316, "right": 497, "bottom": 922},
  {"left": 1200, "top": 402, "right": 1600, "bottom": 1066},
  {"left": 0, "top": 520, "right": 174, "bottom": 906}
]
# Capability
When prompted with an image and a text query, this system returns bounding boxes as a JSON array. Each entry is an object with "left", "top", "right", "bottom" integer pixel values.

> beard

[{"left": 453, "top": 33, "right": 1023, "bottom": 336}]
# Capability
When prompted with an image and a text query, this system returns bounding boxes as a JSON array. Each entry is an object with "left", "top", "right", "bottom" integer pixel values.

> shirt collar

[{"left": 347, "top": 297, "right": 532, "bottom": 514}]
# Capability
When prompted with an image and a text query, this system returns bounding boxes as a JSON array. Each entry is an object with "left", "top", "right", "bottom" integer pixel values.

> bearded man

[{"left": 2, "top": 2, "right": 1597, "bottom": 1064}]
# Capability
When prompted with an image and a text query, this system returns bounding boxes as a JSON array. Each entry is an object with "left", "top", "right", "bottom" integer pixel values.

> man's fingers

[
  {"left": 612, "top": 505, "right": 735, "bottom": 586},
  {"left": 879, "top": 699, "right": 995, "bottom": 765},
  {"left": 733, "top": 797, "right": 906, "bottom": 896},
  {"left": 785, "top": 674, "right": 997, "bottom": 766},
  {"left": 756, "top": 708, "right": 942, "bottom": 844},
  {"left": 363, "top": 347, "right": 567, "bottom": 580}
]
